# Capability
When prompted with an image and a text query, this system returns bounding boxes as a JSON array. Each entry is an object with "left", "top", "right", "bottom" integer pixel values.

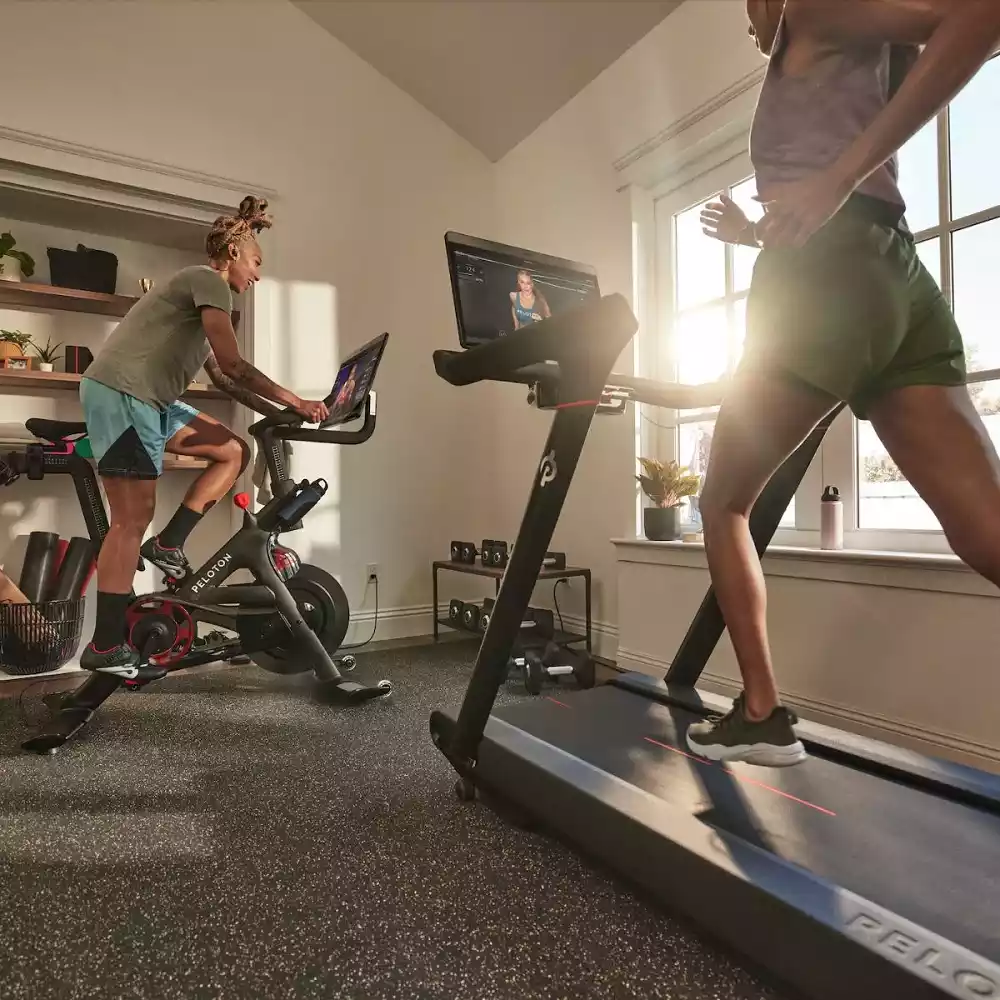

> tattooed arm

[
  {"left": 203, "top": 352, "right": 283, "bottom": 418},
  {"left": 200, "top": 308, "right": 330, "bottom": 423}
]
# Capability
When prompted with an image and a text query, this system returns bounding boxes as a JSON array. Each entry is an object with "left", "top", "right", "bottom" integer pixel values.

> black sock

[
  {"left": 157, "top": 504, "right": 204, "bottom": 550},
  {"left": 91, "top": 591, "right": 132, "bottom": 651}
]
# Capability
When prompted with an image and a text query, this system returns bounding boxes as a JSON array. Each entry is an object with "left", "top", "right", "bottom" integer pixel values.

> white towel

[{"left": 251, "top": 440, "right": 294, "bottom": 503}]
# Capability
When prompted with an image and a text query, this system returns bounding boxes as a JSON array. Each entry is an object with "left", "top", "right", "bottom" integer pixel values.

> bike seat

[{"left": 25, "top": 418, "right": 88, "bottom": 442}]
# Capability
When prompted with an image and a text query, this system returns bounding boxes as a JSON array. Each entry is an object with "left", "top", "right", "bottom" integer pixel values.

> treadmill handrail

[
  {"left": 610, "top": 373, "right": 727, "bottom": 412},
  {"left": 434, "top": 292, "right": 636, "bottom": 387},
  {"left": 449, "top": 358, "right": 729, "bottom": 413}
]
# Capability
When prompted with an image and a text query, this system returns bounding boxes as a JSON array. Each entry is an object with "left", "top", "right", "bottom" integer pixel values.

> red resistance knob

[{"left": 234, "top": 492, "right": 251, "bottom": 510}]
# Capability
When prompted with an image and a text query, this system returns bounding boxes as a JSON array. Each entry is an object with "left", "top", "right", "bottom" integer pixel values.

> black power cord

[
  {"left": 17, "top": 677, "right": 53, "bottom": 727},
  {"left": 342, "top": 575, "right": 378, "bottom": 651},
  {"left": 552, "top": 578, "right": 568, "bottom": 634}
]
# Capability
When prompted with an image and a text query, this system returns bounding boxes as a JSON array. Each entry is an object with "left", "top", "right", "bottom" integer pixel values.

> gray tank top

[{"left": 750, "top": 16, "right": 915, "bottom": 226}]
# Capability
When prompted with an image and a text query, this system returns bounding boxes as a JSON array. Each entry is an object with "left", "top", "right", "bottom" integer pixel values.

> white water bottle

[{"left": 820, "top": 485, "right": 843, "bottom": 550}]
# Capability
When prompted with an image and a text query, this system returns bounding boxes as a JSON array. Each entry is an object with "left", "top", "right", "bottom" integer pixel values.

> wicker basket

[{"left": 0, "top": 599, "right": 85, "bottom": 676}]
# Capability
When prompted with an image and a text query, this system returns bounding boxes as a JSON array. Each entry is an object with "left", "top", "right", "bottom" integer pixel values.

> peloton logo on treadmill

[
  {"left": 846, "top": 912, "right": 997, "bottom": 998},
  {"left": 190, "top": 553, "right": 233, "bottom": 594},
  {"left": 539, "top": 451, "right": 557, "bottom": 488}
]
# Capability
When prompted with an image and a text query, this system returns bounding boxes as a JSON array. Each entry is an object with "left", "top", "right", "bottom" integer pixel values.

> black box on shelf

[
  {"left": 47, "top": 245, "right": 118, "bottom": 295},
  {"left": 64, "top": 345, "right": 94, "bottom": 374}
]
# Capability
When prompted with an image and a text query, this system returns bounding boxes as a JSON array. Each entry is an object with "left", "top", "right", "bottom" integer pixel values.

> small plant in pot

[
  {"left": 0, "top": 233, "right": 35, "bottom": 283},
  {"left": 32, "top": 337, "right": 63, "bottom": 373},
  {"left": 0, "top": 329, "right": 33, "bottom": 362},
  {"left": 637, "top": 457, "right": 701, "bottom": 541}
]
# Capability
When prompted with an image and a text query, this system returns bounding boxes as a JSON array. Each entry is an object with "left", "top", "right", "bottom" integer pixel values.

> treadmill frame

[{"left": 430, "top": 306, "right": 1000, "bottom": 1000}]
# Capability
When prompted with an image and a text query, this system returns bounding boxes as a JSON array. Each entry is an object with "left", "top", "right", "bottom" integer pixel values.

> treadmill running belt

[{"left": 493, "top": 686, "right": 1000, "bottom": 966}]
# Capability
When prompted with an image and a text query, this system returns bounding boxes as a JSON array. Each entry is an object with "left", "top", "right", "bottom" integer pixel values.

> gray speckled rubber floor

[{"left": 0, "top": 642, "right": 788, "bottom": 1000}]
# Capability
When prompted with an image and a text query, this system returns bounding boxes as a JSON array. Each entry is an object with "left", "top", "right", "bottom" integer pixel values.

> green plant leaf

[
  {"left": 32, "top": 338, "right": 63, "bottom": 362},
  {"left": 0, "top": 233, "right": 12, "bottom": 257},
  {"left": 8, "top": 249, "right": 35, "bottom": 278}
]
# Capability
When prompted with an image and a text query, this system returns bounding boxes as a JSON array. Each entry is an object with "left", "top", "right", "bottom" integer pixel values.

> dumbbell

[
  {"left": 450, "top": 540, "right": 479, "bottom": 565},
  {"left": 478, "top": 597, "right": 494, "bottom": 633},
  {"left": 481, "top": 539, "right": 508, "bottom": 568},
  {"left": 448, "top": 598, "right": 483, "bottom": 632},
  {"left": 461, "top": 601, "right": 481, "bottom": 631},
  {"left": 522, "top": 641, "right": 597, "bottom": 696}
]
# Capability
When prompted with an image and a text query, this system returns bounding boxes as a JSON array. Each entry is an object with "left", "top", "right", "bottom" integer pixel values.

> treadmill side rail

[
  {"left": 616, "top": 675, "right": 1000, "bottom": 814},
  {"left": 480, "top": 717, "right": 1000, "bottom": 1000}
]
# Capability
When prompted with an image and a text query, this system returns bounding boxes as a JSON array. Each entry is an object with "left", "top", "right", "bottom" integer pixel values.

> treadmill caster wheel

[{"left": 455, "top": 777, "right": 476, "bottom": 802}]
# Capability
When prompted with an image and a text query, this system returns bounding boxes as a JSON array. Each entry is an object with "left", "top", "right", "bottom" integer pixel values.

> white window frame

[{"left": 642, "top": 72, "right": 1000, "bottom": 555}]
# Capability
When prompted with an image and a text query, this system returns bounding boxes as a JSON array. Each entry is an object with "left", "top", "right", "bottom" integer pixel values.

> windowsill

[
  {"left": 612, "top": 536, "right": 968, "bottom": 571},
  {"left": 612, "top": 536, "right": 996, "bottom": 597}
]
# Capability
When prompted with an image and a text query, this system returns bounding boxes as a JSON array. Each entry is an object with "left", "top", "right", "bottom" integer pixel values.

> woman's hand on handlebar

[{"left": 292, "top": 397, "right": 331, "bottom": 423}]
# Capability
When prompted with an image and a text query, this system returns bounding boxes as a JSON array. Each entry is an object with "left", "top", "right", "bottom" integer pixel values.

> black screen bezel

[{"left": 444, "top": 231, "right": 600, "bottom": 350}]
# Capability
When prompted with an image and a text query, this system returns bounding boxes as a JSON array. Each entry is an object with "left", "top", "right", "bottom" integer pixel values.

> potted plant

[
  {"left": 636, "top": 457, "right": 701, "bottom": 541},
  {"left": 0, "top": 329, "right": 33, "bottom": 364},
  {"left": 32, "top": 337, "right": 63, "bottom": 373},
  {"left": 0, "top": 233, "right": 35, "bottom": 283}
]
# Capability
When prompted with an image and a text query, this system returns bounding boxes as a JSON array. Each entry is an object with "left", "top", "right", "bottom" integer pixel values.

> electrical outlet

[{"left": 366, "top": 563, "right": 379, "bottom": 582}]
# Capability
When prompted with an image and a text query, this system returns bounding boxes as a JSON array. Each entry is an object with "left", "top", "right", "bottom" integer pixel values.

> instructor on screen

[{"left": 509, "top": 270, "right": 551, "bottom": 330}]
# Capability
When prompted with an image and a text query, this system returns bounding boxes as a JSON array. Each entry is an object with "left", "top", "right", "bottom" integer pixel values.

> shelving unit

[
  {"left": 0, "top": 368, "right": 228, "bottom": 400},
  {"left": 432, "top": 559, "right": 592, "bottom": 652},
  {"left": 0, "top": 280, "right": 138, "bottom": 318}
]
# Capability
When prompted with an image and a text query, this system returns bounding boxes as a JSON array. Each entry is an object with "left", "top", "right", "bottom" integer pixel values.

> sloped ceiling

[{"left": 293, "top": 1, "right": 682, "bottom": 161}]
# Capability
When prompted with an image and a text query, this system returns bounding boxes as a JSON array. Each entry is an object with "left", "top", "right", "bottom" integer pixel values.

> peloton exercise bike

[
  {"left": 4, "top": 332, "right": 393, "bottom": 755},
  {"left": 430, "top": 233, "right": 1000, "bottom": 1000}
]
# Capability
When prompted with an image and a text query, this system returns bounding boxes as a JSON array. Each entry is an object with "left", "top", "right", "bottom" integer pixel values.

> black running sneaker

[
  {"left": 139, "top": 536, "right": 192, "bottom": 581},
  {"left": 685, "top": 692, "right": 806, "bottom": 767},
  {"left": 80, "top": 643, "right": 168, "bottom": 682}
]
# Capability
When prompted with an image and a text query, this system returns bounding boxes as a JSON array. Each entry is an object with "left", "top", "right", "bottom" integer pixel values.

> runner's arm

[{"left": 787, "top": 1, "right": 1000, "bottom": 196}]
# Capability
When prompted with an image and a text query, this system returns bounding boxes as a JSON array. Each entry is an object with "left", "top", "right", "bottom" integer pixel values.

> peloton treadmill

[{"left": 430, "top": 235, "right": 1000, "bottom": 1000}]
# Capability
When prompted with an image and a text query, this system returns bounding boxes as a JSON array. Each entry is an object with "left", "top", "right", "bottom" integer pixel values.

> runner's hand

[
  {"left": 293, "top": 398, "right": 330, "bottom": 423},
  {"left": 755, "top": 168, "right": 854, "bottom": 249},
  {"left": 700, "top": 193, "right": 751, "bottom": 244}
]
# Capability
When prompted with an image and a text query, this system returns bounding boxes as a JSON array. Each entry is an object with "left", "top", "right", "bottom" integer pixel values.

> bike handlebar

[{"left": 247, "top": 392, "right": 378, "bottom": 446}]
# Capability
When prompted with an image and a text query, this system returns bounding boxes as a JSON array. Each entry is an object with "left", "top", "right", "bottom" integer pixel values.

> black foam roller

[
  {"left": 19, "top": 531, "right": 60, "bottom": 603},
  {"left": 48, "top": 536, "right": 96, "bottom": 601}
]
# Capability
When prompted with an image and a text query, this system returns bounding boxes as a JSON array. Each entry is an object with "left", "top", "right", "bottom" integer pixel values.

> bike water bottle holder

[{"left": 273, "top": 478, "right": 328, "bottom": 533}]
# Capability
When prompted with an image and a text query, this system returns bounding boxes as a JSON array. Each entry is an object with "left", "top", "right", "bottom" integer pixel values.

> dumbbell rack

[{"left": 432, "top": 558, "right": 592, "bottom": 653}]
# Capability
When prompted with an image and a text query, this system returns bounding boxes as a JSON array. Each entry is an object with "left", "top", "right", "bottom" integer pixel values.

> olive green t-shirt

[{"left": 84, "top": 265, "right": 233, "bottom": 409}]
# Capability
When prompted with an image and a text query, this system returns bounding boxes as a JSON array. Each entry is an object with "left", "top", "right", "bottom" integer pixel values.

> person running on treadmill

[
  {"left": 79, "top": 195, "right": 330, "bottom": 678},
  {"left": 685, "top": 0, "right": 1000, "bottom": 766}
]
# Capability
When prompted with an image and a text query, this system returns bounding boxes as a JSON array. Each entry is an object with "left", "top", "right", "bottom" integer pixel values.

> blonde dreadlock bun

[{"left": 206, "top": 195, "right": 273, "bottom": 260}]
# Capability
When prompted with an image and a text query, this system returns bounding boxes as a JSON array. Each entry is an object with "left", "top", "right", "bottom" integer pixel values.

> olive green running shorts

[{"left": 740, "top": 207, "right": 966, "bottom": 419}]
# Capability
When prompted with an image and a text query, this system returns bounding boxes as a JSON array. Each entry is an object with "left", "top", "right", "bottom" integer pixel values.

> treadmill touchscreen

[
  {"left": 445, "top": 232, "right": 599, "bottom": 349},
  {"left": 324, "top": 332, "right": 388, "bottom": 426}
]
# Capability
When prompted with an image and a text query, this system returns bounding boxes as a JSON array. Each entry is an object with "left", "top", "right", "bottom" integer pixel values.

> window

[
  {"left": 658, "top": 164, "right": 795, "bottom": 529},
  {"left": 856, "top": 54, "right": 1000, "bottom": 536},
  {"left": 650, "top": 54, "right": 1000, "bottom": 553}
]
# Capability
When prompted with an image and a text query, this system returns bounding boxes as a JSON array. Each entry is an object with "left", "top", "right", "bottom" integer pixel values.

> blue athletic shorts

[{"left": 80, "top": 377, "right": 199, "bottom": 479}]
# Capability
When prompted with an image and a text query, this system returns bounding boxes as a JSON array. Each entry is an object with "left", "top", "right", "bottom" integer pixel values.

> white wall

[
  {"left": 0, "top": 0, "right": 499, "bottom": 648},
  {"left": 616, "top": 543, "right": 1000, "bottom": 774},
  {"left": 489, "top": 0, "right": 762, "bottom": 652}
]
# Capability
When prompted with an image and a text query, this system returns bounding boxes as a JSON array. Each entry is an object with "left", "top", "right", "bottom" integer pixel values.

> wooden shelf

[
  {"left": 0, "top": 280, "right": 138, "bottom": 318},
  {"left": 0, "top": 439, "right": 208, "bottom": 472},
  {"left": 162, "top": 456, "right": 210, "bottom": 471},
  {"left": 0, "top": 369, "right": 229, "bottom": 400}
]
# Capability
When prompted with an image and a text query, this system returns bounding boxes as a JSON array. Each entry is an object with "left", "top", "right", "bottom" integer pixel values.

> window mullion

[{"left": 938, "top": 107, "right": 954, "bottom": 302}]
